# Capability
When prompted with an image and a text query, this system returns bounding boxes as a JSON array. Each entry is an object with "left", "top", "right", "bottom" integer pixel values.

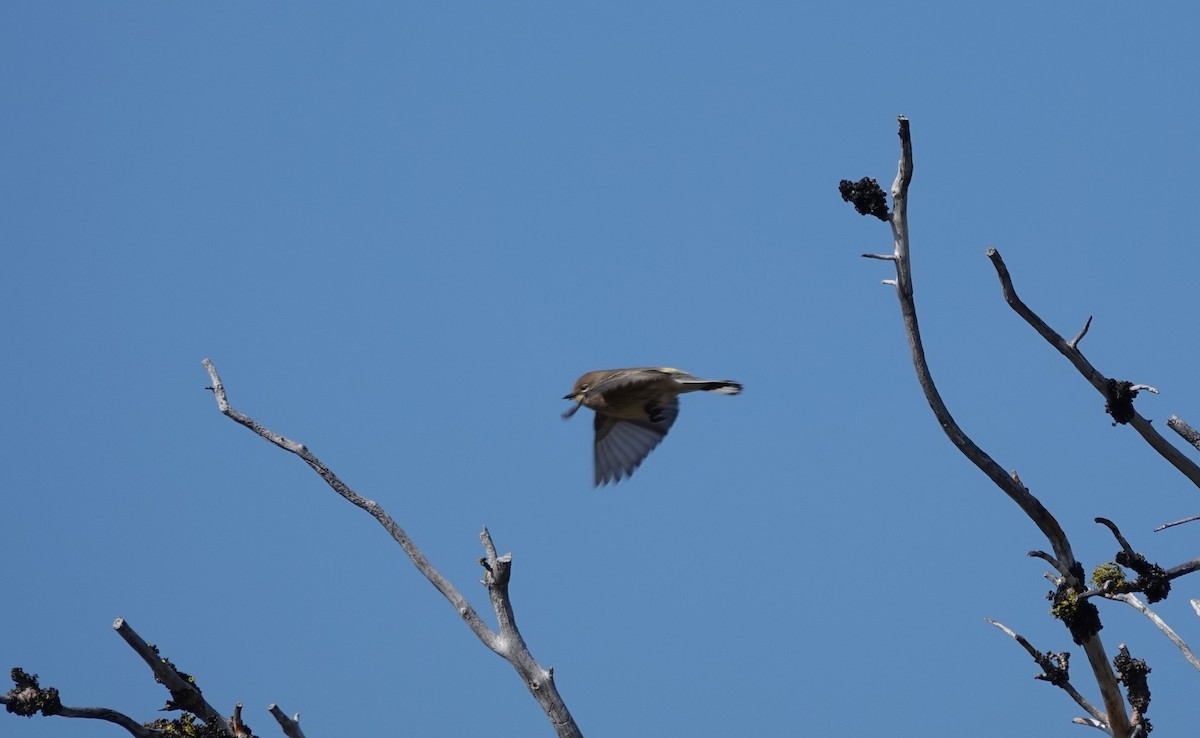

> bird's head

[{"left": 562, "top": 371, "right": 604, "bottom": 419}]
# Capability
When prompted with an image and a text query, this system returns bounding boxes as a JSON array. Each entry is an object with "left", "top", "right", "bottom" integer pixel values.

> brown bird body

[{"left": 563, "top": 367, "right": 742, "bottom": 486}]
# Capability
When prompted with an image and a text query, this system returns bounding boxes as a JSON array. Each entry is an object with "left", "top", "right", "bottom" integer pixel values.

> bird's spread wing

[{"left": 593, "top": 399, "right": 679, "bottom": 486}]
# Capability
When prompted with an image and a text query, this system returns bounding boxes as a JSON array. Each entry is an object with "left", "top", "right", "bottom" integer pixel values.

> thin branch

[
  {"left": 864, "top": 117, "right": 1131, "bottom": 738},
  {"left": 1069, "top": 316, "right": 1093, "bottom": 350},
  {"left": 202, "top": 359, "right": 582, "bottom": 738},
  {"left": 52, "top": 706, "right": 160, "bottom": 737},
  {"left": 1154, "top": 514, "right": 1200, "bottom": 533},
  {"left": 1027, "top": 550, "right": 1072, "bottom": 581},
  {"left": 1094, "top": 518, "right": 1137, "bottom": 559},
  {"left": 1072, "top": 716, "right": 1112, "bottom": 732},
  {"left": 986, "top": 249, "right": 1200, "bottom": 490},
  {"left": 985, "top": 618, "right": 1107, "bottom": 729},
  {"left": 880, "top": 121, "right": 1078, "bottom": 574},
  {"left": 1106, "top": 593, "right": 1200, "bottom": 670},
  {"left": 0, "top": 687, "right": 161, "bottom": 738}
]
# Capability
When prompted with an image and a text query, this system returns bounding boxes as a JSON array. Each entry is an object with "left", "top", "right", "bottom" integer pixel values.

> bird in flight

[{"left": 563, "top": 367, "right": 742, "bottom": 486}]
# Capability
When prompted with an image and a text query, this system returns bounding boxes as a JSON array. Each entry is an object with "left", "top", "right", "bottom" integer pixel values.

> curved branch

[
  {"left": 59, "top": 706, "right": 160, "bottom": 736},
  {"left": 201, "top": 359, "right": 581, "bottom": 738},
  {"left": 0, "top": 691, "right": 160, "bottom": 738},
  {"left": 864, "top": 116, "right": 1131, "bottom": 738},
  {"left": 877, "top": 120, "right": 1076, "bottom": 570},
  {"left": 986, "top": 249, "right": 1200, "bottom": 490}
]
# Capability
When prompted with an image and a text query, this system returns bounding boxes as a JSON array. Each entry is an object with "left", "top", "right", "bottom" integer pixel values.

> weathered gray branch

[
  {"left": 1167, "top": 415, "right": 1200, "bottom": 452},
  {"left": 114, "top": 617, "right": 231, "bottom": 733},
  {"left": 862, "top": 116, "right": 1132, "bottom": 737},
  {"left": 1105, "top": 593, "right": 1200, "bottom": 671},
  {"left": 2, "top": 619, "right": 234, "bottom": 737},
  {"left": 269, "top": 705, "right": 307, "bottom": 738},
  {"left": 985, "top": 618, "right": 1106, "bottom": 727},
  {"left": 202, "top": 358, "right": 581, "bottom": 738},
  {"left": 0, "top": 691, "right": 160, "bottom": 738},
  {"left": 986, "top": 250, "right": 1200, "bottom": 490}
]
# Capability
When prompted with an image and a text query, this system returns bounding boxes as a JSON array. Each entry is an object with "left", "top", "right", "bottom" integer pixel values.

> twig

[
  {"left": 985, "top": 618, "right": 1107, "bottom": 729},
  {"left": 1154, "top": 514, "right": 1200, "bottom": 532},
  {"left": 1027, "top": 550, "right": 1072, "bottom": 581},
  {"left": 986, "top": 249, "right": 1200, "bottom": 490},
  {"left": 1069, "top": 316, "right": 1093, "bottom": 350},
  {"left": 1106, "top": 593, "right": 1200, "bottom": 670},
  {"left": 202, "top": 359, "right": 582, "bottom": 738},
  {"left": 1072, "top": 716, "right": 1111, "bottom": 732},
  {"left": 862, "top": 117, "right": 1131, "bottom": 737}
]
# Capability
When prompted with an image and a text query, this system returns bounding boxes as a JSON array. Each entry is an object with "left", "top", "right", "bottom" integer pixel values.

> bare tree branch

[
  {"left": 858, "top": 117, "right": 1132, "bottom": 738},
  {"left": 986, "top": 249, "right": 1200, "bottom": 490},
  {"left": 1155, "top": 514, "right": 1200, "bottom": 532},
  {"left": 0, "top": 677, "right": 162, "bottom": 738},
  {"left": 1167, "top": 415, "right": 1200, "bottom": 452},
  {"left": 984, "top": 618, "right": 1107, "bottom": 728},
  {"left": 201, "top": 358, "right": 582, "bottom": 738},
  {"left": 1094, "top": 518, "right": 1137, "bottom": 560},
  {"left": 4, "top": 620, "right": 235, "bottom": 737},
  {"left": 1069, "top": 316, "right": 1093, "bottom": 350},
  {"left": 269, "top": 705, "right": 307, "bottom": 738},
  {"left": 1166, "top": 557, "right": 1200, "bottom": 579},
  {"left": 113, "top": 618, "right": 231, "bottom": 732},
  {"left": 1105, "top": 593, "right": 1200, "bottom": 671}
]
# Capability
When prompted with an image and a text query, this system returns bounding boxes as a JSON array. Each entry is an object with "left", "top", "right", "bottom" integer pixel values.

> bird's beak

[{"left": 563, "top": 392, "right": 577, "bottom": 401}]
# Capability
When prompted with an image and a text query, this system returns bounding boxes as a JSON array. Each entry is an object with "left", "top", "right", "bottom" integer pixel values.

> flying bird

[{"left": 562, "top": 367, "right": 742, "bottom": 486}]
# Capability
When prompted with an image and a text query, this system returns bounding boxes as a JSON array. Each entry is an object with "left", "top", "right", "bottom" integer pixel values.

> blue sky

[{"left": 4, "top": 3, "right": 1200, "bottom": 736}]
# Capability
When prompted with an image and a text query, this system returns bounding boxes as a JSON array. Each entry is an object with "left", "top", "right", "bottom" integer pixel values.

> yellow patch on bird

[{"left": 659, "top": 367, "right": 683, "bottom": 374}]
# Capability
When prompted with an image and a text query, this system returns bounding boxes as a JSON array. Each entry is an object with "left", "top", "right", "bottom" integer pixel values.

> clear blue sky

[{"left": 4, "top": 3, "right": 1200, "bottom": 736}]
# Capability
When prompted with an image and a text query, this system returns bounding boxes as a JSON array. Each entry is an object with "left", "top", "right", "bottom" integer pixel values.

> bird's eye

[{"left": 579, "top": 384, "right": 589, "bottom": 392}]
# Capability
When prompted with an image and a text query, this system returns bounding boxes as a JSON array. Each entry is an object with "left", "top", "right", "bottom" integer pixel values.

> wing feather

[{"left": 592, "top": 400, "right": 680, "bottom": 486}]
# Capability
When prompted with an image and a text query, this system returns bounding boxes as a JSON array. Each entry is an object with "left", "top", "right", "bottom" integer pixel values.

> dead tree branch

[
  {"left": 1, "top": 668, "right": 159, "bottom": 738},
  {"left": 2, "top": 618, "right": 257, "bottom": 737},
  {"left": 269, "top": 705, "right": 307, "bottom": 738},
  {"left": 201, "top": 359, "right": 581, "bottom": 738},
  {"left": 985, "top": 618, "right": 1106, "bottom": 726},
  {"left": 1167, "top": 416, "right": 1200, "bottom": 452},
  {"left": 986, "top": 249, "right": 1200, "bottom": 490},
  {"left": 854, "top": 116, "right": 1132, "bottom": 737}
]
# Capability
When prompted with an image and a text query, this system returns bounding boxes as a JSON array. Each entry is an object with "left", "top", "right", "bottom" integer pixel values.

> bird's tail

[{"left": 679, "top": 379, "right": 743, "bottom": 395}]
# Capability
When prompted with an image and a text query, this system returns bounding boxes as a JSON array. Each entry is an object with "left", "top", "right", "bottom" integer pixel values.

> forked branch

[
  {"left": 2, "top": 618, "right": 257, "bottom": 738},
  {"left": 987, "top": 250, "right": 1200, "bottom": 490},
  {"left": 201, "top": 359, "right": 581, "bottom": 738}
]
